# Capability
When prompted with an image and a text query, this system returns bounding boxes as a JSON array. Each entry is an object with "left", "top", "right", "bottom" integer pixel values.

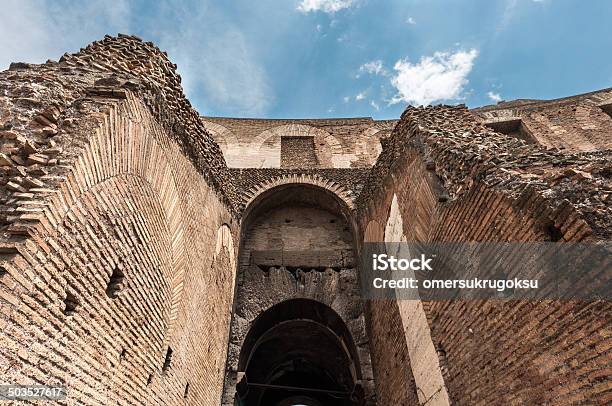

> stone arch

[
  {"left": 0, "top": 99, "right": 201, "bottom": 403},
  {"left": 201, "top": 120, "right": 240, "bottom": 150},
  {"left": 238, "top": 298, "right": 362, "bottom": 377},
  {"left": 223, "top": 181, "right": 374, "bottom": 405},
  {"left": 242, "top": 173, "right": 355, "bottom": 214},
  {"left": 251, "top": 124, "right": 344, "bottom": 167},
  {"left": 359, "top": 123, "right": 396, "bottom": 165},
  {"left": 235, "top": 298, "right": 364, "bottom": 406},
  {"left": 22, "top": 103, "right": 191, "bottom": 360},
  {"left": 201, "top": 120, "right": 242, "bottom": 166}
]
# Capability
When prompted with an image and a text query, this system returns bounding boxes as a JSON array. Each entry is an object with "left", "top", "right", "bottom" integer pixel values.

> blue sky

[{"left": 1, "top": 0, "right": 611, "bottom": 119}]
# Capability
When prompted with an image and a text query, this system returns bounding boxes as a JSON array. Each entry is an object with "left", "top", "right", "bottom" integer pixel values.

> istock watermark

[
  {"left": 361, "top": 242, "right": 611, "bottom": 301},
  {"left": 372, "top": 253, "right": 433, "bottom": 271}
]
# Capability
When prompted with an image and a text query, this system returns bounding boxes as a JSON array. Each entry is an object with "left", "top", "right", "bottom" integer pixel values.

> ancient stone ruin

[{"left": 0, "top": 35, "right": 610, "bottom": 405}]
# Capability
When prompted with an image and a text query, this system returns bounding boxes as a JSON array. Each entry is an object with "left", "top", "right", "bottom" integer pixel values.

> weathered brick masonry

[
  {"left": 356, "top": 105, "right": 611, "bottom": 405},
  {"left": 0, "top": 35, "right": 610, "bottom": 406},
  {"left": 0, "top": 35, "right": 238, "bottom": 404}
]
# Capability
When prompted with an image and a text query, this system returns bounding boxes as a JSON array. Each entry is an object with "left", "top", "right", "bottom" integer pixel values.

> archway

[
  {"left": 222, "top": 182, "right": 374, "bottom": 405},
  {"left": 235, "top": 299, "right": 364, "bottom": 406}
]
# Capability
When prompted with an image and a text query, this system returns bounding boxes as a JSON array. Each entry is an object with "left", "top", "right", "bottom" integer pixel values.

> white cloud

[
  {"left": 389, "top": 49, "right": 479, "bottom": 106},
  {"left": 337, "top": 33, "right": 349, "bottom": 42},
  {"left": 487, "top": 91, "right": 502, "bottom": 102},
  {"left": 406, "top": 17, "right": 416, "bottom": 25},
  {"left": 356, "top": 92, "right": 366, "bottom": 101},
  {"left": 359, "top": 60, "right": 387, "bottom": 76},
  {"left": 343, "top": 96, "right": 350, "bottom": 103},
  {"left": 370, "top": 100, "right": 380, "bottom": 111},
  {"left": 298, "top": 0, "right": 355, "bottom": 14}
]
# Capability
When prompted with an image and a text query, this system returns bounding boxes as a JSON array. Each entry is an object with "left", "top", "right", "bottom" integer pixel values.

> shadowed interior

[{"left": 236, "top": 299, "right": 362, "bottom": 406}]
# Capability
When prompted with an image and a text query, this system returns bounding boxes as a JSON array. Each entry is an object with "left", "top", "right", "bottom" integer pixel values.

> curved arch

[
  {"left": 252, "top": 124, "right": 334, "bottom": 149},
  {"left": 225, "top": 178, "right": 373, "bottom": 405},
  {"left": 251, "top": 124, "right": 344, "bottom": 167},
  {"left": 242, "top": 174, "right": 355, "bottom": 215},
  {"left": 236, "top": 299, "right": 363, "bottom": 406},
  {"left": 201, "top": 120, "right": 240, "bottom": 151},
  {"left": 43, "top": 103, "right": 189, "bottom": 344},
  {"left": 238, "top": 298, "right": 362, "bottom": 378},
  {"left": 359, "top": 123, "right": 396, "bottom": 164},
  {"left": 240, "top": 180, "right": 358, "bottom": 258},
  {"left": 201, "top": 120, "right": 247, "bottom": 167}
]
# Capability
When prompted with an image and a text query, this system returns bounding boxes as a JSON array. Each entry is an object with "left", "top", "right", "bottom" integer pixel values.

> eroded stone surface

[{"left": 1, "top": 35, "right": 610, "bottom": 406}]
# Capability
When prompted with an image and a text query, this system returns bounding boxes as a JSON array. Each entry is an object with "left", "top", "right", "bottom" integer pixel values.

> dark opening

[
  {"left": 236, "top": 299, "right": 362, "bottom": 406},
  {"left": 485, "top": 119, "right": 536, "bottom": 144},
  {"left": 546, "top": 223, "right": 564, "bottom": 242},
  {"left": 106, "top": 265, "right": 125, "bottom": 299},
  {"left": 438, "top": 192, "right": 450, "bottom": 203},
  {"left": 184, "top": 383, "right": 190, "bottom": 399},
  {"left": 63, "top": 292, "right": 78, "bottom": 316},
  {"left": 147, "top": 373, "right": 153, "bottom": 386},
  {"left": 162, "top": 347, "right": 173, "bottom": 373},
  {"left": 600, "top": 103, "right": 612, "bottom": 119},
  {"left": 120, "top": 348, "right": 127, "bottom": 362}
]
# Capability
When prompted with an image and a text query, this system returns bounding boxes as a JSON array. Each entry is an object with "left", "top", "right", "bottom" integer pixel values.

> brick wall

[
  {"left": 202, "top": 117, "right": 395, "bottom": 168},
  {"left": 520, "top": 101, "right": 612, "bottom": 151},
  {"left": 280, "top": 136, "right": 318, "bottom": 168},
  {"left": 475, "top": 88, "right": 612, "bottom": 152},
  {"left": 366, "top": 299, "right": 421, "bottom": 405},
  {"left": 223, "top": 189, "right": 375, "bottom": 405},
  {"left": 356, "top": 104, "right": 611, "bottom": 405},
  {"left": 0, "top": 94, "right": 237, "bottom": 405},
  {"left": 1, "top": 33, "right": 611, "bottom": 406}
]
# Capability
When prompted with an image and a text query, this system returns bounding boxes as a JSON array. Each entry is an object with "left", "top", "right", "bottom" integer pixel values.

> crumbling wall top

[
  {"left": 358, "top": 104, "right": 611, "bottom": 238},
  {"left": 0, "top": 34, "right": 238, "bottom": 231}
]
